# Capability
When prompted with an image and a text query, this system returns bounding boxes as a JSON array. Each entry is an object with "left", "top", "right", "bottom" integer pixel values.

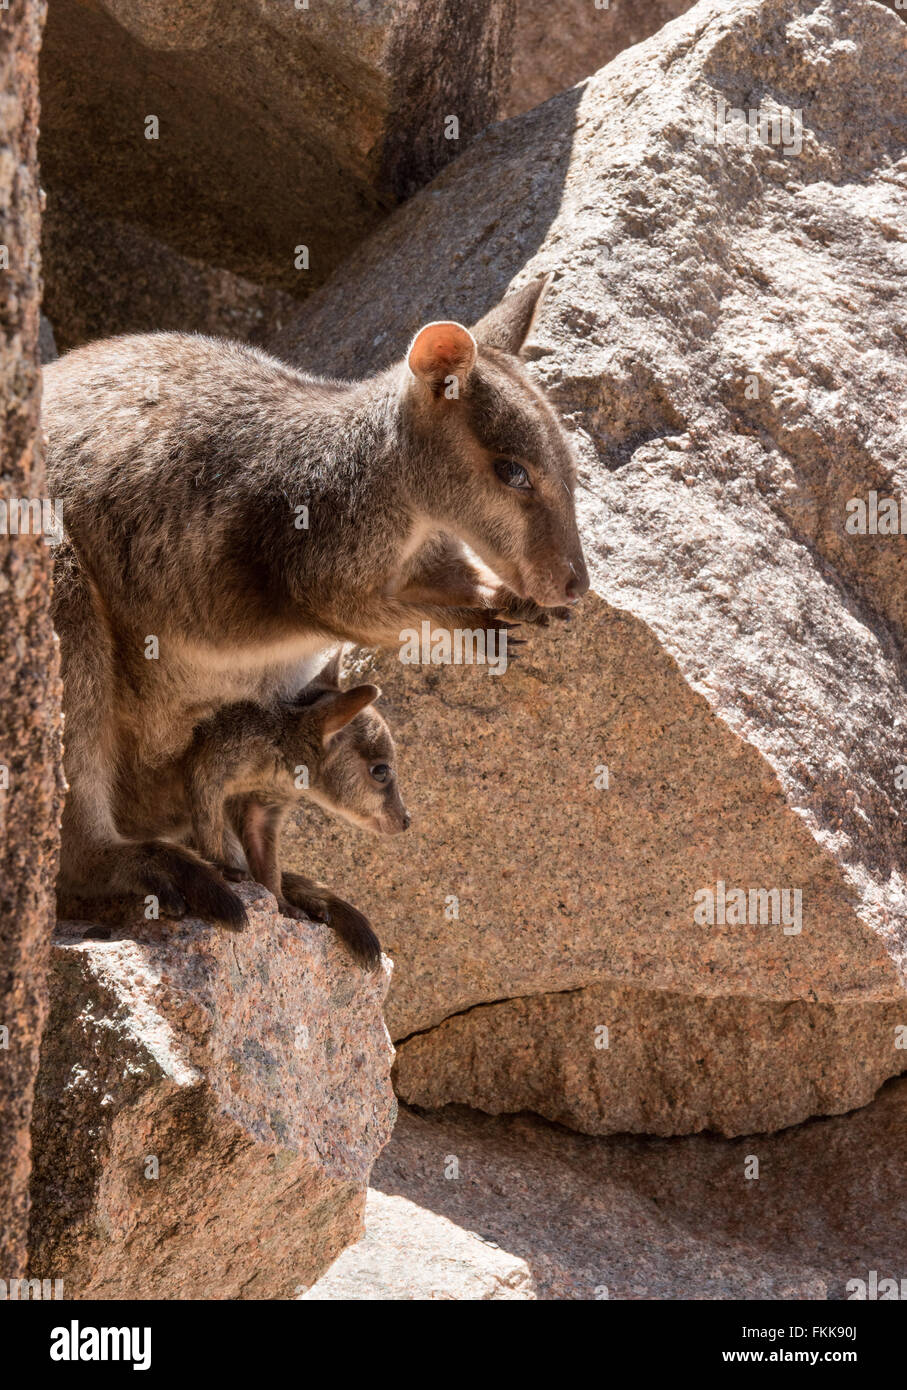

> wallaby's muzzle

[{"left": 564, "top": 554, "right": 591, "bottom": 603}]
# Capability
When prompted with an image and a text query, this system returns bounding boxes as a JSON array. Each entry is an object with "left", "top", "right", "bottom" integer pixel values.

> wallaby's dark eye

[
  {"left": 493, "top": 457, "right": 532, "bottom": 491},
  {"left": 370, "top": 763, "right": 391, "bottom": 783}
]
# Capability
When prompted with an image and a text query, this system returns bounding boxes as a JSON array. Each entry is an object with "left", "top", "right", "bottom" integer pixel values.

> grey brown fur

[{"left": 44, "top": 276, "right": 588, "bottom": 929}]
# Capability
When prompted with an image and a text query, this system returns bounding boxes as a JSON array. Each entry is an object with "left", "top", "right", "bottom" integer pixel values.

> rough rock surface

[
  {"left": 275, "top": 0, "right": 907, "bottom": 1136},
  {"left": 0, "top": 0, "right": 63, "bottom": 1275},
  {"left": 394, "top": 983, "right": 907, "bottom": 1138},
  {"left": 505, "top": 0, "right": 694, "bottom": 118},
  {"left": 38, "top": 0, "right": 516, "bottom": 338},
  {"left": 359, "top": 1087, "right": 907, "bottom": 1299},
  {"left": 506, "top": 0, "right": 905, "bottom": 124},
  {"left": 301, "top": 1189, "right": 535, "bottom": 1299},
  {"left": 42, "top": 191, "right": 299, "bottom": 354},
  {"left": 27, "top": 886, "right": 396, "bottom": 1299}
]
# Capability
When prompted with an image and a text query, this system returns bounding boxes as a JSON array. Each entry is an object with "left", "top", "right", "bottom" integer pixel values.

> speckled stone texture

[
  {"left": 394, "top": 982, "right": 907, "bottom": 1138},
  {"left": 0, "top": 0, "right": 63, "bottom": 1276},
  {"left": 27, "top": 886, "right": 396, "bottom": 1299},
  {"left": 355, "top": 1085, "right": 907, "bottom": 1299},
  {"left": 274, "top": 0, "right": 907, "bottom": 1136},
  {"left": 504, "top": 0, "right": 694, "bottom": 118},
  {"left": 38, "top": 0, "right": 515, "bottom": 344},
  {"left": 300, "top": 1189, "right": 535, "bottom": 1300},
  {"left": 42, "top": 190, "right": 299, "bottom": 354}
]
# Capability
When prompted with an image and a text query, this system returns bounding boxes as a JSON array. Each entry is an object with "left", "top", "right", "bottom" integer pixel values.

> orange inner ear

[{"left": 408, "top": 321, "right": 477, "bottom": 387}]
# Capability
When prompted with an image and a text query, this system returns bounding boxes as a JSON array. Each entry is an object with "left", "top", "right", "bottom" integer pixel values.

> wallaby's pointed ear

[
  {"left": 315, "top": 645, "right": 346, "bottom": 690},
  {"left": 471, "top": 273, "right": 553, "bottom": 356},
  {"left": 318, "top": 684, "right": 381, "bottom": 743},
  {"left": 407, "top": 321, "right": 477, "bottom": 396}
]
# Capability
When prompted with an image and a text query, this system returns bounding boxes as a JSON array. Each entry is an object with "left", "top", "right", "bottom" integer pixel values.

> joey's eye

[
  {"left": 370, "top": 763, "right": 391, "bottom": 783},
  {"left": 493, "top": 457, "right": 532, "bottom": 490}
]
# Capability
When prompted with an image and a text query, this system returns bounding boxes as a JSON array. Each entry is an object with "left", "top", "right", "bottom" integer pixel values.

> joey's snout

[
  {"left": 381, "top": 798, "right": 410, "bottom": 834},
  {"left": 365, "top": 773, "right": 410, "bottom": 835}
]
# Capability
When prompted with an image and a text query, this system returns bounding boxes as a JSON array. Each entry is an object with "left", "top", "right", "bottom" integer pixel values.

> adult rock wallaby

[{"left": 45, "top": 275, "right": 589, "bottom": 931}]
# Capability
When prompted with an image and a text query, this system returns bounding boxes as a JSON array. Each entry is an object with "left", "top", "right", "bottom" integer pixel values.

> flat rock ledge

[{"left": 27, "top": 885, "right": 396, "bottom": 1299}]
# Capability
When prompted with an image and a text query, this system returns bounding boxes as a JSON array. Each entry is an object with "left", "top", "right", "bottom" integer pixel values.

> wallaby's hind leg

[
  {"left": 281, "top": 870, "right": 381, "bottom": 971},
  {"left": 52, "top": 547, "right": 247, "bottom": 929},
  {"left": 58, "top": 829, "right": 248, "bottom": 930},
  {"left": 65, "top": 840, "right": 248, "bottom": 929}
]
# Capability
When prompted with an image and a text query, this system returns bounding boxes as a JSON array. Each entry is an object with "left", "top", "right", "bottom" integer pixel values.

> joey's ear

[
  {"left": 314, "top": 645, "right": 346, "bottom": 690},
  {"left": 317, "top": 684, "right": 381, "bottom": 743},
  {"left": 407, "top": 321, "right": 477, "bottom": 396},
  {"left": 471, "top": 273, "right": 553, "bottom": 356}
]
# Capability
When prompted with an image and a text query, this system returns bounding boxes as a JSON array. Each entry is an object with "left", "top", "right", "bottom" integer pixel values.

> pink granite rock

[
  {"left": 0, "top": 0, "right": 64, "bottom": 1275},
  {"left": 301, "top": 1190, "right": 535, "bottom": 1300},
  {"left": 38, "top": 0, "right": 516, "bottom": 336},
  {"left": 504, "top": 0, "right": 694, "bottom": 118},
  {"left": 363, "top": 1086, "right": 907, "bottom": 1300},
  {"left": 27, "top": 886, "right": 396, "bottom": 1299}
]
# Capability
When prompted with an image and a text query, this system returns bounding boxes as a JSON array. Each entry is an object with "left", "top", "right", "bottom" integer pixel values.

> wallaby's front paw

[
  {"left": 458, "top": 606, "right": 520, "bottom": 637},
  {"left": 490, "top": 587, "right": 570, "bottom": 626}
]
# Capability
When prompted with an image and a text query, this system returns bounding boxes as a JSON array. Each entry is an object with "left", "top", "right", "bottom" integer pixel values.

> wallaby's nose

[
  {"left": 564, "top": 559, "right": 590, "bottom": 603},
  {"left": 402, "top": 812, "right": 411, "bottom": 830}
]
